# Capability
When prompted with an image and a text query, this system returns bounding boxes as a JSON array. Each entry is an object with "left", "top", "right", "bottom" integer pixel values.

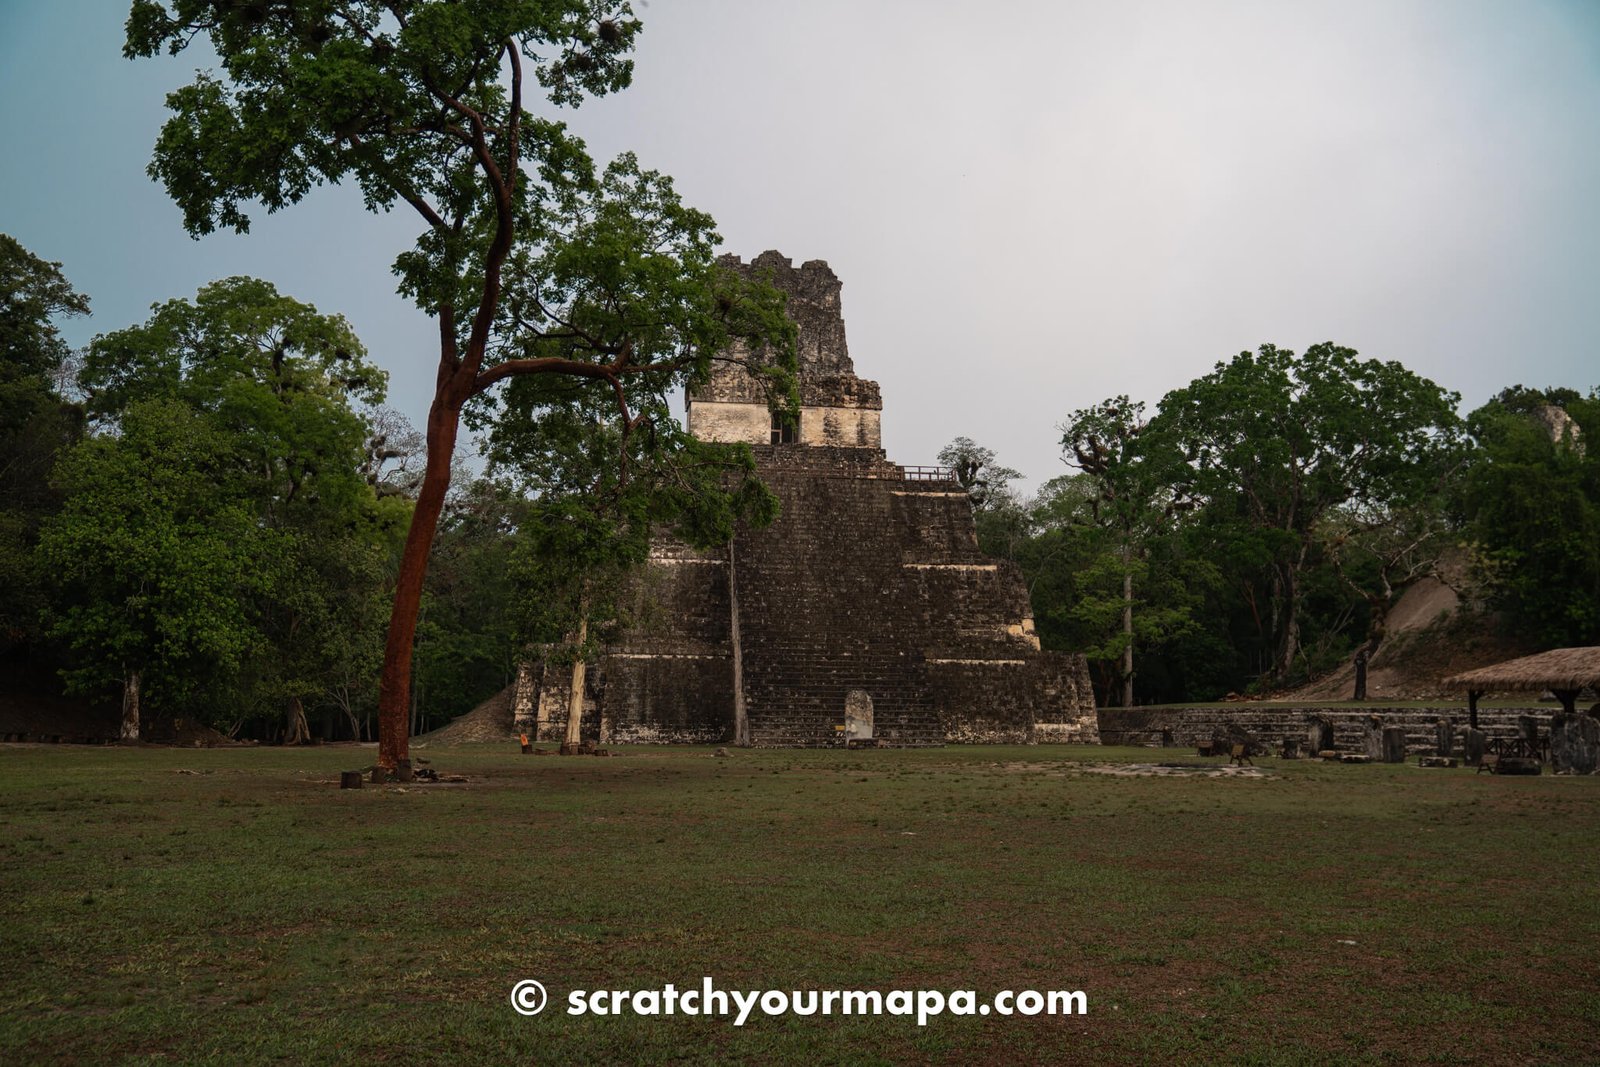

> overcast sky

[{"left": 4, "top": 1, "right": 1598, "bottom": 490}]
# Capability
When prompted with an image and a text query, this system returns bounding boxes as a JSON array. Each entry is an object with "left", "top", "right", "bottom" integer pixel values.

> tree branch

[
  {"left": 345, "top": 133, "right": 449, "bottom": 231},
  {"left": 470, "top": 355, "right": 618, "bottom": 395}
]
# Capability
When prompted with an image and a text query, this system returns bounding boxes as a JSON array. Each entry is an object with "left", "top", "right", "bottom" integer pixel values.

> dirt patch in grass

[
  {"left": 989, "top": 758, "right": 1272, "bottom": 778},
  {"left": 1080, "top": 762, "right": 1274, "bottom": 779}
]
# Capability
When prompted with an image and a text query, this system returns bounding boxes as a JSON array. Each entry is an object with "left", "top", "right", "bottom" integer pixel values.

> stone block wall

[
  {"left": 1096, "top": 703, "right": 1556, "bottom": 754},
  {"left": 557, "top": 445, "right": 1097, "bottom": 747},
  {"left": 798, "top": 405, "right": 881, "bottom": 449},
  {"left": 684, "top": 400, "right": 882, "bottom": 449},
  {"left": 733, "top": 447, "right": 942, "bottom": 745}
]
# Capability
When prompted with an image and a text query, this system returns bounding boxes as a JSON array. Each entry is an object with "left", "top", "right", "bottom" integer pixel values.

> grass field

[{"left": 2, "top": 743, "right": 1597, "bottom": 1065}]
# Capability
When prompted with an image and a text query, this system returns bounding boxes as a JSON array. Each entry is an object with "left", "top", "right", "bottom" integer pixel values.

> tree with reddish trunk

[{"left": 127, "top": 2, "right": 795, "bottom": 770}]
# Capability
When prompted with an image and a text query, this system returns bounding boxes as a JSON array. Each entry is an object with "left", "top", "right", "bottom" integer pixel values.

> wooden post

[
  {"left": 1468, "top": 689, "right": 1480, "bottom": 732},
  {"left": 339, "top": 771, "right": 363, "bottom": 789}
]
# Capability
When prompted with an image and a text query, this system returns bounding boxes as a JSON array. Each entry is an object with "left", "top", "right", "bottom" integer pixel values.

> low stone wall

[{"left": 1097, "top": 704, "right": 1555, "bottom": 756}]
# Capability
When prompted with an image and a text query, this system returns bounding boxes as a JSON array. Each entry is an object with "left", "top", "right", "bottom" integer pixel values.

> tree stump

[
  {"left": 339, "top": 771, "right": 363, "bottom": 789},
  {"left": 393, "top": 759, "right": 413, "bottom": 783}
]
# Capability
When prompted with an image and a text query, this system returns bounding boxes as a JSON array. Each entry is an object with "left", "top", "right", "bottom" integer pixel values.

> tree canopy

[
  {"left": 1457, "top": 388, "right": 1599, "bottom": 647},
  {"left": 41, "top": 278, "right": 403, "bottom": 740},
  {"left": 1, "top": 236, "right": 90, "bottom": 651},
  {"left": 1152, "top": 343, "right": 1460, "bottom": 683},
  {"left": 127, "top": 0, "right": 797, "bottom": 770}
]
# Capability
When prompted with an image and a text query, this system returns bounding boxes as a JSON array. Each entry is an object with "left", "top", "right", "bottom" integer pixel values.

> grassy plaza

[{"left": 2, "top": 742, "right": 1596, "bottom": 1064}]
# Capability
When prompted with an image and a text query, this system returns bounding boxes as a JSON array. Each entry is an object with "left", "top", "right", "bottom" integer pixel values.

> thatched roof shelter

[
  {"left": 1445, "top": 647, "right": 1600, "bottom": 693},
  {"left": 1445, "top": 646, "right": 1600, "bottom": 723}
]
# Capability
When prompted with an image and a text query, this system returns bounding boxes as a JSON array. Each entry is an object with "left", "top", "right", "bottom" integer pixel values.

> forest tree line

[
  {"left": 5, "top": 231, "right": 1598, "bottom": 735},
  {"left": 946, "top": 349, "right": 1599, "bottom": 705},
  {"left": 1, "top": 235, "right": 777, "bottom": 741}
]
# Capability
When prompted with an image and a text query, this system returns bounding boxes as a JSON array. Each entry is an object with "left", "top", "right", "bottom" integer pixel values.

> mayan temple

[{"left": 513, "top": 251, "right": 1098, "bottom": 747}]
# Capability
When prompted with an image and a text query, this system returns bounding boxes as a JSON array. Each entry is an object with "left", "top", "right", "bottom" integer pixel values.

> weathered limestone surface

[
  {"left": 1363, "top": 716, "right": 1385, "bottom": 760},
  {"left": 689, "top": 253, "right": 882, "bottom": 450},
  {"left": 685, "top": 401, "right": 771, "bottom": 446},
  {"left": 683, "top": 401, "right": 882, "bottom": 449},
  {"left": 1549, "top": 711, "right": 1599, "bottom": 775},
  {"left": 527, "top": 251, "right": 1096, "bottom": 747}
]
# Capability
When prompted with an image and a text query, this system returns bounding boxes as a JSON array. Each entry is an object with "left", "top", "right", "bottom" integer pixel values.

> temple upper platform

[{"left": 687, "top": 251, "right": 883, "bottom": 450}]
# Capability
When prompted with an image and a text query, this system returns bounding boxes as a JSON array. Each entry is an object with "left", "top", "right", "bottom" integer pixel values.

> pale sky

[{"left": 4, "top": 1, "right": 1598, "bottom": 490}]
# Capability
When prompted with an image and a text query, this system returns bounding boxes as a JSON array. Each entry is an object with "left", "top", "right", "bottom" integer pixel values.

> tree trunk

[
  {"left": 120, "top": 669, "right": 141, "bottom": 743},
  {"left": 564, "top": 612, "right": 589, "bottom": 751},
  {"left": 376, "top": 387, "right": 466, "bottom": 771},
  {"left": 416, "top": 681, "right": 428, "bottom": 748},
  {"left": 285, "top": 695, "right": 310, "bottom": 745},
  {"left": 729, "top": 538, "right": 750, "bottom": 746},
  {"left": 1276, "top": 563, "right": 1301, "bottom": 681},
  {"left": 1120, "top": 544, "right": 1134, "bottom": 708}
]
